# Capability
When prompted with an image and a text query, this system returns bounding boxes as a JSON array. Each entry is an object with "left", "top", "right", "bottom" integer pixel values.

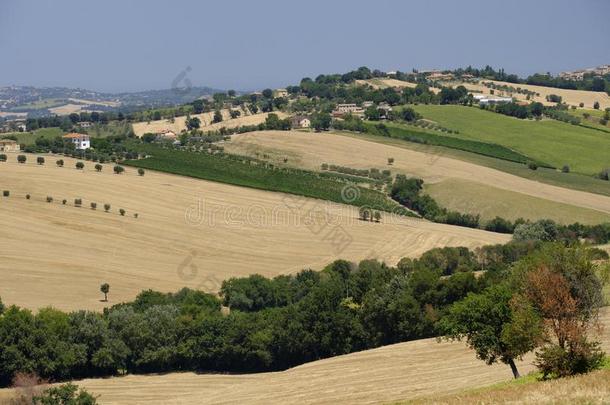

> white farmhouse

[{"left": 63, "top": 133, "right": 91, "bottom": 150}]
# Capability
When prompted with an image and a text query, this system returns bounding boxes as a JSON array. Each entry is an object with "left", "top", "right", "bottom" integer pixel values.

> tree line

[{"left": 0, "top": 242, "right": 606, "bottom": 387}]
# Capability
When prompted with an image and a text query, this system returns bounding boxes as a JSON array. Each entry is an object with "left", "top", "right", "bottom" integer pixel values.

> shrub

[
  {"left": 3, "top": 190, "right": 9, "bottom": 197},
  {"left": 74, "top": 198, "right": 82, "bottom": 207},
  {"left": 17, "top": 155, "right": 26, "bottom": 164},
  {"left": 76, "top": 162, "right": 84, "bottom": 170},
  {"left": 0, "top": 154, "right": 7, "bottom": 162},
  {"left": 579, "top": 102, "right": 584, "bottom": 108},
  {"left": 104, "top": 203, "right": 111, "bottom": 212},
  {"left": 119, "top": 209, "right": 126, "bottom": 216},
  {"left": 46, "top": 196, "right": 53, "bottom": 203},
  {"left": 134, "top": 213, "right": 139, "bottom": 219},
  {"left": 387, "top": 157, "right": 394, "bottom": 165},
  {"left": 62, "top": 199, "right": 67, "bottom": 205},
  {"left": 599, "top": 168, "right": 609, "bottom": 181},
  {"left": 90, "top": 202, "right": 97, "bottom": 210},
  {"left": 527, "top": 161, "right": 538, "bottom": 170},
  {"left": 56, "top": 159, "right": 64, "bottom": 167},
  {"left": 593, "top": 101, "right": 600, "bottom": 110},
  {"left": 95, "top": 163, "right": 103, "bottom": 172},
  {"left": 114, "top": 165, "right": 125, "bottom": 174},
  {"left": 373, "top": 211, "right": 381, "bottom": 222},
  {"left": 25, "top": 194, "right": 30, "bottom": 200},
  {"left": 37, "top": 157, "right": 45, "bottom": 165},
  {"left": 32, "top": 383, "right": 98, "bottom": 405},
  {"left": 138, "top": 168, "right": 145, "bottom": 176},
  {"left": 535, "top": 339, "right": 605, "bottom": 380},
  {"left": 561, "top": 165, "right": 570, "bottom": 173}
]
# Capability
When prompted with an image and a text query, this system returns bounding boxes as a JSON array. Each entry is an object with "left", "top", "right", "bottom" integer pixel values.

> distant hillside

[{"left": 0, "top": 85, "right": 223, "bottom": 118}]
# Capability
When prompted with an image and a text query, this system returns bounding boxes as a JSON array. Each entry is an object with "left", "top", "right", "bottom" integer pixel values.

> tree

[
  {"left": 373, "top": 211, "right": 381, "bottom": 222},
  {"left": 364, "top": 106, "right": 380, "bottom": 121},
  {"left": 37, "top": 157, "right": 45, "bottom": 165},
  {"left": 17, "top": 155, "right": 26, "bottom": 164},
  {"left": 104, "top": 204, "right": 111, "bottom": 212},
  {"left": 113, "top": 165, "right": 124, "bottom": 175},
  {"left": 100, "top": 283, "right": 110, "bottom": 302},
  {"left": 262, "top": 88, "right": 273, "bottom": 98},
  {"left": 387, "top": 157, "right": 394, "bottom": 165},
  {"left": 76, "top": 162, "right": 84, "bottom": 170},
  {"left": 401, "top": 107, "right": 421, "bottom": 122},
  {"left": 186, "top": 117, "right": 201, "bottom": 130},
  {"left": 95, "top": 164, "right": 103, "bottom": 172},
  {"left": 359, "top": 207, "right": 370, "bottom": 221},
  {"left": 439, "top": 283, "right": 541, "bottom": 378},
  {"left": 138, "top": 168, "right": 145, "bottom": 176},
  {"left": 56, "top": 159, "right": 64, "bottom": 167},
  {"left": 593, "top": 101, "right": 600, "bottom": 110},
  {"left": 0, "top": 154, "right": 6, "bottom": 162},
  {"left": 311, "top": 112, "right": 331, "bottom": 131},
  {"left": 212, "top": 110, "right": 223, "bottom": 123},
  {"left": 90, "top": 202, "right": 97, "bottom": 210},
  {"left": 119, "top": 209, "right": 126, "bottom": 216}
]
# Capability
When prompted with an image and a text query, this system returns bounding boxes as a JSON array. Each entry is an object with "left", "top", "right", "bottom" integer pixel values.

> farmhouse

[
  {"left": 291, "top": 115, "right": 311, "bottom": 129},
  {"left": 332, "top": 103, "right": 364, "bottom": 117},
  {"left": 274, "top": 88, "right": 289, "bottom": 98},
  {"left": 78, "top": 121, "right": 93, "bottom": 128},
  {"left": 0, "top": 139, "right": 20, "bottom": 152},
  {"left": 473, "top": 94, "right": 513, "bottom": 106},
  {"left": 62, "top": 133, "right": 91, "bottom": 150},
  {"left": 156, "top": 129, "right": 177, "bottom": 141},
  {"left": 16, "top": 122, "right": 27, "bottom": 132}
]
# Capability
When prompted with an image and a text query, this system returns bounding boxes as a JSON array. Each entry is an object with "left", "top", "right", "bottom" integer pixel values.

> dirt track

[
  {"left": 226, "top": 131, "right": 610, "bottom": 215},
  {"left": 0, "top": 155, "right": 507, "bottom": 311}
]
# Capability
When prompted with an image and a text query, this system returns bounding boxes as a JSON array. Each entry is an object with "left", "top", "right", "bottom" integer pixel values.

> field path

[
  {"left": 0, "top": 155, "right": 507, "bottom": 311},
  {"left": 226, "top": 131, "right": 610, "bottom": 215}
]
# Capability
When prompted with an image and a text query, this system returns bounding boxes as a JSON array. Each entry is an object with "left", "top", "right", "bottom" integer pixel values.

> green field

[
  {"left": 411, "top": 105, "right": 610, "bottom": 175},
  {"left": 9, "top": 98, "right": 66, "bottom": 111},
  {"left": 425, "top": 178, "right": 610, "bottom": 225},
  {"left": 125, "top": 144, "right": 413, "bottom": 215},
  {"left": 1, "top": 127, "right": 64, "bottom": 145},
  {"left": 363, "top": 121, "right": 543, "bottom": 166}
]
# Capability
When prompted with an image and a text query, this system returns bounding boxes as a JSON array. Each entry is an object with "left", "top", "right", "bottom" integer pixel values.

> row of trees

[{"left": 0, "top": 242, "right": 605, "bottom": 386}]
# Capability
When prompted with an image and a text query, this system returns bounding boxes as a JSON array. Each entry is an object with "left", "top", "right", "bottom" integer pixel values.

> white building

[
  {"left": 274, "top": 88, "right": 289, "bottom": 98},
  {"left": 63, "top": 133, "right": 91, "bottom": 150},
  {"left": 473, "top": 94, "right": 513, "bottom": 106},
  {"left": 291, "top": 115, "right": 311, "bottom": 128}
]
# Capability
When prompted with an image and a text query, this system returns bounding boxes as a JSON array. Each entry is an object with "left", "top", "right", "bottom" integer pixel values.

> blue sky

[{"left": 0, "top": 0, "right": 608, "bottom": 92}]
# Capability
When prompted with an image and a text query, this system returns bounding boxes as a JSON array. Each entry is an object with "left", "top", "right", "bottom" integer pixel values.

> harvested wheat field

[
  {"left": 225, "top": 131, "right": 610, "bottom": 216},
  {"left": 0, "top": 155, "right": 508, "bottom": 311},
  {"left": 131, "top": 109, "right": 288, "bottom": 137},
  {"left": 1, "top": 310, "right": 607, "bottom": 405},
  {"left": 444, "top": 79, "right": 610, "bottom": 109}
]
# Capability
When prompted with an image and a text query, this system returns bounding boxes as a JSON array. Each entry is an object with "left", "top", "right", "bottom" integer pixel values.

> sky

[{"left": 0, "top": 0, "right": 609, "bottom": 93}]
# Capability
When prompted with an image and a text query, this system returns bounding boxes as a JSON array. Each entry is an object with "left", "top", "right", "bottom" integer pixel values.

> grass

[
  {"left": 2, "top": 127, "right": 64, "bottom": 145},
  {"left": 363, "top": 121, "right": 543, "bottom": 166},
  {"left": 425, "top": 178, "right": 610, "bottom": 225},
  {"left": 124, "top": 144, "right": 413, "bottom": 215},
  {"left": 410, "top": 104, "right": 610, "bottom": 175},
  {"left": 404, "top": 361, "right": 610, "bottom": 404},
  {"left": 9, "top": 98, "right": 65, "bottom": 111},
  {"left": 339, "top": 131, "right": 610, "bottom": 198}
]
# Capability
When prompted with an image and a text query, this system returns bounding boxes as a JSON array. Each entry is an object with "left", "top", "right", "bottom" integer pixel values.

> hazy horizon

[{"left": 1, "top": 0, "right": 609, "bottom": 93}]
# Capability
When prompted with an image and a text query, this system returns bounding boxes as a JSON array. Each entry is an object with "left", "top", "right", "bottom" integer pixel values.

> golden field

[{"left": 0, "top": 154, "right": 508, "bottom": 311}]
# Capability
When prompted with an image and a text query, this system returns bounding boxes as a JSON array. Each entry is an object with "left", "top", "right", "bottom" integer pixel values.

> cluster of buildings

[
  {"left": 472, "top": 94, "right": 513, "bottom": 106},
  {"left": 331, "top": 102, "right": 393, "bottom": 118},
  {"left": 558, "top": 65, "right": 610, "bottom": 81}
]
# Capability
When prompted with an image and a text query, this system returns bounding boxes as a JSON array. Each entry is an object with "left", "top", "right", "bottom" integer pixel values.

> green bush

[
  {"left": 56, "top": 159, "right": 64, "bottom": 167},
  {"left": 17, "top": 155, "right": 26, "bottom": 164},
  {"left": 138, "top": 168, "right": 145, "bottom": 176},
  {"left": 535, "top": 341, "right": 605, "bottom": 379},
  {"left": 90, "top": 202, "right": 97, "bottom": 210},
  {"left": 74, "top": 198, "right": 82, "bottom": 207},
  {"left": 0, "top": 154, "right": 7, "bottom": 162},
  {"left": 76, "top": 162, "right": 85, "bottom": 170},
  {"left": 46, "top": 196, "right": 53, "bottom": 203},
  {"left": 104, "top": 203, "right": 111, "bottom": 212},
  {"left": 119, "top": 208, "right": 126, "bottom": 216},
  {"left": 2, "top": 190, "right": 9, "bottom": 197},
  {"left": 95, "top": 164, "right": 103, "bottom": 172},
  {"left": 37, "top": 157, "right": 45, "bottom": 165},
  {"left": 62, "top": 199, "right": 67, "bottom": 205},
  {"left": 114, "top": 165, "right": 125, "bottom": 174}
]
